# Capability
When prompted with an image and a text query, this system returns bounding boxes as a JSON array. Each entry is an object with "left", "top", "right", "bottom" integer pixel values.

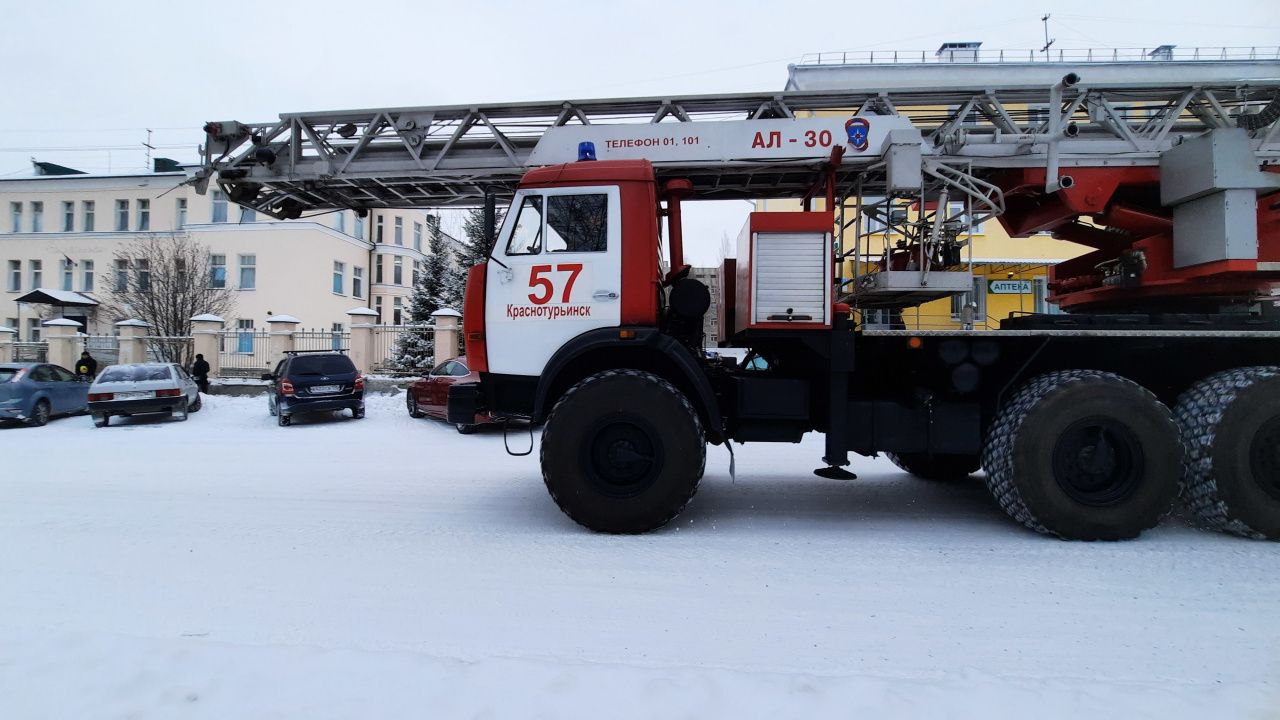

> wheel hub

[
  {"left": 584, "top": 417, "right": 662, "bottom": 498},
  {"left": 1250, "top": 415, "right": 1280, "bottom": 501},
  {"left": 1052, "top": 417, "right": 1144, "bottom": 507}
]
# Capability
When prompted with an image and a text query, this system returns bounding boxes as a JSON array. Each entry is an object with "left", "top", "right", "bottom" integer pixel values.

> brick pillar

[
  {"left": 0, "top": 324, "right": 16, "bottom": 363},
  {"left": 116, "top": 319, "right": 150, "bottom": 364},
  {"left": 43, "top": 319, "right": 84, "bottom": 370},
  {"left": 431, "top": 308, "right": 461, "bottom": 363},
  {"left": 266, "top": 314, "right": 300, "bottom": 368},
  {"left": 346, "top": 307, "right": 378, "bottom": 374},
  {"left": 190, "top": 314, "right": 224, "bottom": 378}
]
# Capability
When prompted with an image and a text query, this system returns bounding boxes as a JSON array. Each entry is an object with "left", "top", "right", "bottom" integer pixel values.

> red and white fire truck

[{"left": 197, "top": 54, "right": 1280, "bottom": 540}]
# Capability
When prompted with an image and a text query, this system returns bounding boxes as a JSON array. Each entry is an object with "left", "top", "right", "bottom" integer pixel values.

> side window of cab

[{"left": 505, "top": 195, "right": 544, "bottom": 256}]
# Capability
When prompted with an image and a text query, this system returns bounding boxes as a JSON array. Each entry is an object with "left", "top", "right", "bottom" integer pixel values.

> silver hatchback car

[{"left": 87, "top": 363, "right": 202, "bottom": 428}]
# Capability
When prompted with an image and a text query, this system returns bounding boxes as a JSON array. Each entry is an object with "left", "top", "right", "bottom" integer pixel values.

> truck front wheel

[
  {"left": 541, "top": 369, "right": 706, "bottom": 534},
  {"left": 982, "top": 370, "right": 1181, "bottom": 540},
  {"left": 1175, "top": 367, "right": 1280, "bottom": 540}
]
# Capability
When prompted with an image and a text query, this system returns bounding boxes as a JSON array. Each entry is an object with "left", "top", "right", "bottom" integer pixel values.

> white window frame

[
  {"left": 238, "top": 254, "right": 256, "bottom": 290},
  {"left": 9, "top": 203, "right": 20, "bottom": 233},
  {"left": 82, "top": 260, "right": 94, "bottom": 292},
  {"left": 115, "top": 199, "right": 129, "bottom": 231},
  {"left": 31, "top": 202, "right": 43, "bottom": 233},
  {"left": 413, "top": 221, "right": 422, "bottom": 251},
  {"left": 137, "top": 199, "right": 150, "bottom": 231},
  {"left": 211, "top": 191, "right": 228, "bottom": 223},
  {"left": 176, "top": 198, "right": 188, "bottom": 228},
  {"left": 82, "top": 201, "right": 95, "bottom": 231},
  {"left": 394, "top": 216, "right": 403, "bottom": 245},
  {"left": 61, "top": 260, "right": 73, "bottom": 291},
  {"left": 352, "top": 266, "right": 364, "bottom": 298},
  {"left": 7, "top": 260, "right": 20, "bottom": 292},
  {"left": 393, "top": 256, "right": 403, "bottom": 285},
  {"left": 209, "top": 254, "right": 226, "bottom": 289},
  {"left": 62, "top": 201, "right": 74, "bottom": 232},
  {"left": 332, "top": 261, "right": 345, "bottom": 295},
  {"left": 29, "top": 259, "right": 42, "bottom": 289}
]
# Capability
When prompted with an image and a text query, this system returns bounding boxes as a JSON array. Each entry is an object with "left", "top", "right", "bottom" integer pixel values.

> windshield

[
  {"left": 99, "top": 365, "right": 173, "bottom": 382},
  {"left": 0, "top": 369, "right": 18, "bottom": 383},
  {"left": 290, "top": 355, "right": 355, "bottom": 375}
]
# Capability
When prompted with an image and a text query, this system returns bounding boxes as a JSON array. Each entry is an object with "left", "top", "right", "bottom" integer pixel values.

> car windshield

[
  {"left": 0, "top": 368, "right": 18, "bottom": 383},
  {"left": 99, "top": 365, "right": 172, "bottom": 382},
  {"left": 290, "top": 355, "right": 354, "bottom": 375}
]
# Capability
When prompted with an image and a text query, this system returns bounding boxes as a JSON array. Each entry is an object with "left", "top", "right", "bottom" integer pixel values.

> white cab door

[{"left": 485, "top": 185, "right": 622, "bottom": 376}]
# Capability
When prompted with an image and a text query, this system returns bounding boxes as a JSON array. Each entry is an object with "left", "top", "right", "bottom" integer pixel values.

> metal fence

[
  {"left": 294, "top": 328, "right": 349, "bottom": 353},
  {"left": 372, "top": 324, "right": 434, "bottom": 374},
  {"left": 83, "top": 335, "right": 120, "bottom": 367},
  {"left": 798, "top": 46, "right": 1280, "bottom": 66},
  {"left": 145, "top": 336, "right": 193, "bottom": 364},
  {"left": 12, "top": 342, "right": 48, "bottom": 363},
  {"left": 217, "top": 329, "right": 273, "bottom": 376}
]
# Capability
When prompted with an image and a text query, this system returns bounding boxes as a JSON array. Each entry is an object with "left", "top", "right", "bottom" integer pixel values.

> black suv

[{"left": 263, "top": 351, "right": 365, "bottom": 426}]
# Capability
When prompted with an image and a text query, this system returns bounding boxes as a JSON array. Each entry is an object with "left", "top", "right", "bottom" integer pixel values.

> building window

[
  {"left": 27, "top": 318, "right": 41, "bottom": 343},
  {"left": 393, "top": 256, "right": 403, "bottom": 285},
  {"left": 973, "top": 276, "right": 988, "bottom": 320},
  {"left": 335, "top": 211, "right": 346, "bottom": 234},
  {"left": 375, "top": 216, "right": 384, "bottom": 243},
  {"left": 4, "top": 318, "right": 15, "bottom": 335},
  {"left": 393, "top": 296, "right": 403, "bottom": 325},
  {"left": 240, "top": 207, "right": 255, "bottom": 223},
  {"left": 7, "top": 260, "right": 19, "bottom": 291},
  {"left": 82, "top": 201, "right": 95, "bottom": 231},
  {"left": 948, "top": 201, "right": 984, "bottom": 233},
  {"left": 82, "top": 260, "right": 94, "bottom": 292},
  {"left": 114, "top": 259, "right": 129, "bottom": 291},
  {"left": 9, "top": 203, "right": 20, "bottom": 233},
  {"left": 31, "top": 202, "right": 43, "bottom": 232},
  {"left": 62, "top": 259, "right": 73, "bottom": 291},
  {"left": 236, "top": 319, "right": 254, "bottom": 353},
  {"left": 412, "top": 259, "right": 421, "bottom": 285},
  {"left": 62, "top": 202, "right": 74, "bottom": 232},
  {"left": 212, "top": 191, "right": 228, "bottom": 223},
  {"left": 1033, "top": 276, "right": 1061, "bottom": 315},
  {"left": 374, "top": 256, "right": 384, "bottom": 284},
  {"left": 374, "top": 295, "right": 383, "bottom": 323},
  {"left": 29, "top": 259, "right": 42, "bottom": 289},
  {"left": 135, "top": 259, "right": 151, "bottom": 291},
  {"left": 354, "top": 213, "right": 365, "bottom": 240},
  {"left": 176, "top": 197, "right": 188, "bottom": 228},
  {"left": 238, "top": 254, "right": 256, "bottom": 289},
  {"left": 210, "top": 254, "right": 226, "bottom": 288},
  {"left": 114, "top": 200, "right": 129, "bottom": 231},
  {"left": 136, "top": 199, "right": 150, "bottom": 231},
  {"left": 413, "top": 221, "right": 423, "bottom": 251},
  {"left": 332, "top": 261, "right": 345, "bottom": 294},
  {"left": 176, "top": 258, "right": 188, "bottom": 287},
  {"left": 394, "top": 216, "right": 403, "bottom": 245},
  {"left": 352, "top": 266, "right": 363, "bottom": 298}
]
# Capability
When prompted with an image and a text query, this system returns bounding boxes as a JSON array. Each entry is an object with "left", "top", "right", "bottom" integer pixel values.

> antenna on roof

[
  {"left": 1040, "top": 14, "right": 1055, "bottom": 55},
  {"left": 142, "top": 128, "right": 155, "bottom": 169}
]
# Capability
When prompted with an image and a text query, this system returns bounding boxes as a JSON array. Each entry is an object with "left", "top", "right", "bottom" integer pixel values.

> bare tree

[{"left": 101, "top": 233, "right": 236, "bottom": 366}]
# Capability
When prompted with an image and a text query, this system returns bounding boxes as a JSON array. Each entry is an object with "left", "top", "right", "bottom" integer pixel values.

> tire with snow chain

[
  {"left": 541, "top": 369, "right": 706, "bottom": 534},
  {"left": 981, "top": 370, "right": 1182, "bottom": 541},
  {"left": 886, "top": 453, "right": 980, "bottom": 481},
  {"left": 1175, "top": 366, "right": 1280, "bottom": 540}
]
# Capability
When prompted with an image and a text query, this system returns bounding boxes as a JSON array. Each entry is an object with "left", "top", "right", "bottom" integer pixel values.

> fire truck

[{"left": 196, "top": 50, "right": 1280, "bottom": 540}]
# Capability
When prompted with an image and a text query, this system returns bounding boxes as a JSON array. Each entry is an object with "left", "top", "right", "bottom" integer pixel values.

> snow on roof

[
  {"left": 115, "top": 319, "right": 149, "bottom": 327},
  {"left": 42, "top": 318, "right": 83, "bottom": 327},
  {"left": 266, "top": 314, "right": 302, "bottom": 323},
  {"left": 431, "top": 308, "right": 462, "bottom": 317},
  {"left": 16, "top": 288, "right": 99, "bottom": 307},
  {"left": 0, "top": 325, "right": 15, "bottom": 333},
  {"left": 190, "top": 313, "right": 226, "bottom": 322},
  {"left": 346, "top": 307, "right": 378, "bottom": 316}
]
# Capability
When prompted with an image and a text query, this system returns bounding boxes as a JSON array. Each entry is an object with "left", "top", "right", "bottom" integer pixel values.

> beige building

[{"left": 1, "top": 164, "right": 441, "bottom": 341}]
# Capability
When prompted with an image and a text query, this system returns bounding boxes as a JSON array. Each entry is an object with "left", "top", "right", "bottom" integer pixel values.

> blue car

[{"left": 0, "top": 362, "right": 90, "bottom": 426}]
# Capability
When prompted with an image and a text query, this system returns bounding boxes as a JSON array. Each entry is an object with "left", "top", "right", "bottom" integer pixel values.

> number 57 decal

[{"left": 528, "top": 264, "right": 583, "bottom": 305}]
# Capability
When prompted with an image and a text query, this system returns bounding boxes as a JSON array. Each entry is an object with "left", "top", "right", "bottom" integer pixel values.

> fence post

[
  {"left": 190, "top": 313, "right": 225, "bottom": 378},
  {"left": 346, "top": 307, "right": 378, "bottom": 374},
  {"left": 116, "top": 319, "right": 150, "bottom": 364},
  {"left": 42, "top": 319, "right": 84, "bottom": 370},
  {"left": 0, "top": 324, "right": 13, "bottom": 363},
  {"left": 431, "top": 308, "right": 461, "bottom": 363},
  {"left": 266, "top": 314, "right": 300, "bottom": 367}
]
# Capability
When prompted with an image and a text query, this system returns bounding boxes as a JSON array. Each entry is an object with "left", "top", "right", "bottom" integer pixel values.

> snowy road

[{"left": 1, "top": 392, "right": 1277, "bottom": 718}]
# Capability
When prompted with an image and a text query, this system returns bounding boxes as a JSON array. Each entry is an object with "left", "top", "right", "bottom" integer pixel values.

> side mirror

[{"left": 260, "top": 373, "right": 273, "bottom": 381}]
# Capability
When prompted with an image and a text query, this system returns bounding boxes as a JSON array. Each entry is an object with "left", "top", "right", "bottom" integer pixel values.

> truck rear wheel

[
  {"left": 541, "top": 369, "right": 705, "bottom": 534},
  {"left": 982, "top": 370, "right": 1181, "bottom": 540},
  {"left": 1175, "top": 367, "right": 1280, "bottom": 540},
  {"left": 886, "top": 453, "right": 980, "bottom": 481}
]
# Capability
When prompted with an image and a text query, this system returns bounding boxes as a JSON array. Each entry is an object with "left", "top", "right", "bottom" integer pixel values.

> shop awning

[{"left": 15, "top": 288, "right": 99, "bottom": 307}]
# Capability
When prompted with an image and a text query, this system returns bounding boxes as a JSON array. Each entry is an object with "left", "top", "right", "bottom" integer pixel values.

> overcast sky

[{"left": 1, "top": 0, "right": 1277, "bottom": 263}]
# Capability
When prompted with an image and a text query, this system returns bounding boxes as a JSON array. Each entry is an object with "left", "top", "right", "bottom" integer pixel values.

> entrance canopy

[{"left": 15, "top": 288, "right": 99, "bottom": 308}]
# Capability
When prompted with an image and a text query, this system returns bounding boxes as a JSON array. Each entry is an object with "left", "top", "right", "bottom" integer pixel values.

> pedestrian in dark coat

[
  {"left": 191, "top": 354, "right": 211, "bottom": 393},
  {"left": 75, "top": 351, "right": 98, "bottom": 380}
]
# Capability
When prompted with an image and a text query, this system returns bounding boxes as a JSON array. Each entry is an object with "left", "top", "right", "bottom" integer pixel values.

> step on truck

[{"left": 195, "top": 56, "right": 1280, "bottom": 540}]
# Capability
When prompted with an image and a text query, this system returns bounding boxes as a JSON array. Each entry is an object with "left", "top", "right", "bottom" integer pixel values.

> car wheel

[
  {"left": 278, "top": 412, "right": 292, "bottom": 427},
  {"left": 407, "top": 394, "right": 425, "bottom": 418},
  {"left": 456, "top": 422, "right": 477, "bottom": 434},
  {"left": 93, "top": 414, "right": 109, "bottom": 428},
  {"left": 189, "top": 395, "right": 202, "bottom": 413},
  {"left": 29, "top": 400, "right": 50, "bottom": 427},
  {"left": 353, "top": 407, "right": 365, "bottom": 419},
  {"left": 172, "top": 399, "right": 190, "bottom": 422}
]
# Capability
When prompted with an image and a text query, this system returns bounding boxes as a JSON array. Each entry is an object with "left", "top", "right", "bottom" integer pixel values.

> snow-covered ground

[{"left": 1, "top": 392, "right": 1277, "bottom": 719}]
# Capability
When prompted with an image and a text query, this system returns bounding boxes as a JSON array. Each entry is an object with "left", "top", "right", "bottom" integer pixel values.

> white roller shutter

[{"left": 752, "top": 231, "right": 829, "bottom": 324}]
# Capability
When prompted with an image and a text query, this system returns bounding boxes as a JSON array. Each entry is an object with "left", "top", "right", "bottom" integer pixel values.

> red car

[{"left": 406, "top": 356, "right": 494, "bottom": 433}]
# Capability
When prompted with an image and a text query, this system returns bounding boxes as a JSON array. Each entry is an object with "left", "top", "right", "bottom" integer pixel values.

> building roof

[{"left": 14, "top": 288, "right": 99, "bottom": 307}]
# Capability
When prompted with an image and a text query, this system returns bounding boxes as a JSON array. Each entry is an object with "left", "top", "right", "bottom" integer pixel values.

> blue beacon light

[{"left": 577, "top": 141, "right": 597, "bottom": 161}]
